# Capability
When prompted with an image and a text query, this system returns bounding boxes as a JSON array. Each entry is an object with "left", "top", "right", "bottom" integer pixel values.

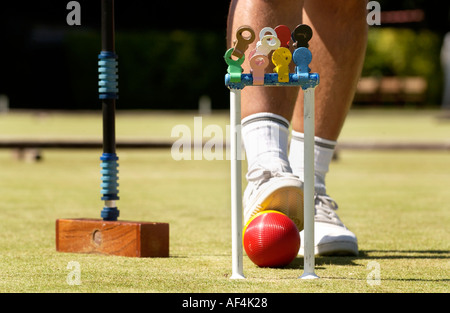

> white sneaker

[
  {"left": 243, "top": 164, "right": 304, "bottom": 231},
  {"left": 298, "top": 193, "right": 358, "bottom": 256}
]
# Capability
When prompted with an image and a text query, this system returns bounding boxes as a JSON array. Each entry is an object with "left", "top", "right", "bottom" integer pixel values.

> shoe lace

[
  {"left": 246, "top": 166, "right": 296, "bottom": 188},
  {"left": 314, "top": 194, "right": 344, "bottom": 226}
]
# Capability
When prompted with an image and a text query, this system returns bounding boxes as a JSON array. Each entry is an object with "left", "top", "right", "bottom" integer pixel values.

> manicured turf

[{"left": 0, "top": 110, "right": 448, "bottom": 293}]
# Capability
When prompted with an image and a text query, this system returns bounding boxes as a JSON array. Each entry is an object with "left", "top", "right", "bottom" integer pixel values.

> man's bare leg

[
  {"left": 288, "top": 0, "right": 368, "bottom": 256},
  {"left": 292, "top": 0, "right": 368, "bottom": 140}
]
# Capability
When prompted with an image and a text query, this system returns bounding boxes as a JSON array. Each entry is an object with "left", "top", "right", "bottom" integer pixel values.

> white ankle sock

[
  {"left": 241, "top": 112, "right": 291, "bottom": 172},
  {"left": 288, "top": 130, "right": 337, "bottom": 194}
]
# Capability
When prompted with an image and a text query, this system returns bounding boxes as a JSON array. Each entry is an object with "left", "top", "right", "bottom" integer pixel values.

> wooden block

[{"left": 56, "top": 218, "right": 169, "bottom": 257}]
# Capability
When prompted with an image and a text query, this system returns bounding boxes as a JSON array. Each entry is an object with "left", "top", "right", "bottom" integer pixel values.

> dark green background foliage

[
  {"left": 64, "top": 29, "right": 228, "bottom": 110},
  {"left": 64, "top": 27, "right": 445, "bottom": 110},
  {"left": 363, "top": 28, "right": 443, "bottom": 105},
  {"left": 0, "top": 0, "right": 448, "bottom": 109}
]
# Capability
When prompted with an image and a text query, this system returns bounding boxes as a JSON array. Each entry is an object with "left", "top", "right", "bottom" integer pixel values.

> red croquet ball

[{"left": 243, "top": 210, "right": 300, "bottom": 268}]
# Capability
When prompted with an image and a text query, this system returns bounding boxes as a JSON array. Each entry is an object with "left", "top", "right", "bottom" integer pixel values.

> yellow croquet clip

[{"left": 272, "top": 47, "right": 292, "bottom": 82}]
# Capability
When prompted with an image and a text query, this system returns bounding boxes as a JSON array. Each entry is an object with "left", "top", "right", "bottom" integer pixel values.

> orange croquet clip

[
  {"left": 232, "top": 26, "right": 256, "bottom": 59},
  {"left": 250, "top": 54, "right": 269, "bottom": 85},
  {"left": 272, "top": 47, "right": 292, "bottom": 82}
]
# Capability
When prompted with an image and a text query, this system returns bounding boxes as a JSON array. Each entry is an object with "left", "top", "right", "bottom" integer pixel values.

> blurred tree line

[
  {"left": 64, "top": 29, "right": 227, "bottom": 110},
  {"left": 362, "top": 0, "right": 450, "bottom": 106},
  {"left": 0, "top": 0, "right": 448, "bottom": 110}
]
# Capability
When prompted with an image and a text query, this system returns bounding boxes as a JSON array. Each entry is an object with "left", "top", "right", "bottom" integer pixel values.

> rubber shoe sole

[{"left": 298, "top": 223, "right": 359, "bottom": 256}]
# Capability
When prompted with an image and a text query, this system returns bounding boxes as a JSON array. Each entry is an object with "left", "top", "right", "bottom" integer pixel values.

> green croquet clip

[{"left": 224, "top": 48, "right": 245, "bottom": 83}]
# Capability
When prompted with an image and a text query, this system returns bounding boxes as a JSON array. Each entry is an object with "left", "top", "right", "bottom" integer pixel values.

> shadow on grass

[
  {"left": 358, "top": 250, "right": 450, "bottom": 260},
  {"left": 286, "top": 249, "right": 450, "bottom": 270},
  {"left": 282, "top": 250, "right": 450, "bottom": 283}
]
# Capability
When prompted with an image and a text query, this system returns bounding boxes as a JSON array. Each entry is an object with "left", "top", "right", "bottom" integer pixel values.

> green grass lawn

[
  {"left": 2, "top": 108, "right": 450, "bottom": 143},
  {"left": 0, "top": 110, "right": 449, "bottom": 293}
]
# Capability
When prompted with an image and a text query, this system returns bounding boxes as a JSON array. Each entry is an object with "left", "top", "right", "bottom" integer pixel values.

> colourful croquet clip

[
  {"left": 274, "top": 25, "right": 291, "bottom": 48},
  {"left": 224, "top": 48, "right": 245, "bottom": 83},
  {"left": 291, "top": 24, "right": 312, "bottom": 48},
  {"left": 272, "top": 47, "right": 292, "bottom": 82},
  {"left": 293, "top": 47, "right": 313, "bottom": 83},
  {"left": 255, "top": 35, "right": 280, "bottom": 56},
  {"left": 250, "top": 54, "right": 269, "bottom": 86},
  {"left": 226, "top": 25, "right": 255, "bottom": 82},
  {"left": 232, "top": 25, "right": 256, "bottom": 59},
  {"left": 224, "top": 24, "right": 319, "bottom": 90}
]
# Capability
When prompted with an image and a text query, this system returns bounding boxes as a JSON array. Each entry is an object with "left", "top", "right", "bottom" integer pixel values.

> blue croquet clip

[
  {"left": 293, "top": 47, "right": 313, "bottom": 88},
  {"left": 98, "top": 51, "right": 119, "bottom": 99},
  {"left": 100, "top": 153, "right": 120, "bottom": 220}
]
